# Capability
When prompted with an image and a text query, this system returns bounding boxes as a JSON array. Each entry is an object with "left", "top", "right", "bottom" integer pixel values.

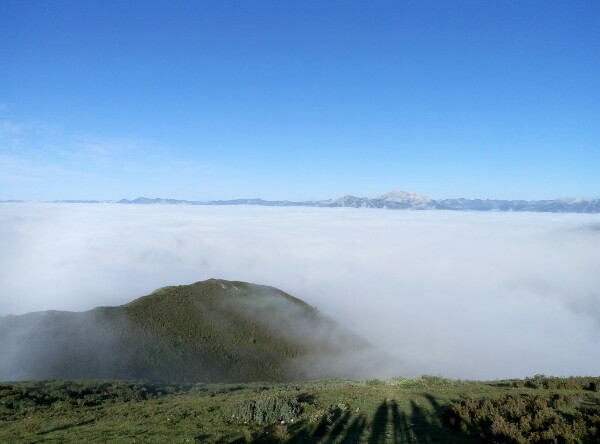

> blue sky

[{"left": 1, "top": 0, "right": 599, "bottom": 201}]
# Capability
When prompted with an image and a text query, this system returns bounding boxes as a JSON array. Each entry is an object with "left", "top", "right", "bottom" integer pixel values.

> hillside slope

[{"left": 0, "top": 279, "right": 367, "bottom": 383}]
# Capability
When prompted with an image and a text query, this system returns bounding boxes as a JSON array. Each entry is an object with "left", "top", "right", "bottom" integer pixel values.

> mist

[{"left": 1, "top": 203, "right": 599, "bottom": 380}]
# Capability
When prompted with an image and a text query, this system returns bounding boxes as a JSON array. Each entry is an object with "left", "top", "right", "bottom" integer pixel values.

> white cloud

[{"left": 1, "top": 204, "right": 599, "bottom": 379}]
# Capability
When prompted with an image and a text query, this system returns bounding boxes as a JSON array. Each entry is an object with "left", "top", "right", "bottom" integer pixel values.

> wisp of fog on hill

[{"left": 1, "top": 203, "right": 599, "bottom": 380}]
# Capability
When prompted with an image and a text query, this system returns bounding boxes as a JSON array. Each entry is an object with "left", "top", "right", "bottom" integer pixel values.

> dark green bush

[
  {"left": 229, "top": 393, "right": 301, "bottom": 425},
  {"left": 445, "top": 394, "right": 600, "bottom": 443},
  {"left": 550, "top": 393, "right": 583, "bottom": 409},
  {"left": 520, "top": 375, "right": 600, "bottom": 391}
]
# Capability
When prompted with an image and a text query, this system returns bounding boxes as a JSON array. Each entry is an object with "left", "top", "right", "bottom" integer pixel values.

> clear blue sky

[{"left": 1, "top": 1, "right": 599, "bottom": 201}]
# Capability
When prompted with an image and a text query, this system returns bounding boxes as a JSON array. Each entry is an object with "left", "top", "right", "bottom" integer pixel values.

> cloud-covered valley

[{"left": 1, "top": 203, "right": 599, "bottom": 380}]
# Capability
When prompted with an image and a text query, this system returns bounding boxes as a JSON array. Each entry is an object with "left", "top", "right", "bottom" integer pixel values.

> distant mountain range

[
  {"left": 0, "top": 279, "right": 369, "bottom": 383},
  {"left": 3, "top": 190, "right": 600, "bottom": 213},
  {"left": 116, "top": 190, "right": 600, "bottom": 212}
]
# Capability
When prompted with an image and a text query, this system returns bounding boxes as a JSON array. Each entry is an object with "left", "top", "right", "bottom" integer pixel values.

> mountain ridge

[
  {"left": 115, "top": 190, "right": 600, "bottom": 213},
  {"left": 3, "top": 190, "right": 600, "bottom": 212}
]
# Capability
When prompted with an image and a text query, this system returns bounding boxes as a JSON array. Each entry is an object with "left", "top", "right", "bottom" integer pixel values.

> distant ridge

[
  {"left": 116, "top": 196, "right": 314, "bottom": 207},
  {"left": 115, "top": 190, "right": 600, "bottom": 213},
  {"left": 2, "top": 191, "right": 600, "bottom": 213}
]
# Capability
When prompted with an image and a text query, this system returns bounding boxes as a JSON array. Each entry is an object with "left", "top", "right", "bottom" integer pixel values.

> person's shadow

[{"left": 248, "top": 394, "right": 473, "bottom": 443}]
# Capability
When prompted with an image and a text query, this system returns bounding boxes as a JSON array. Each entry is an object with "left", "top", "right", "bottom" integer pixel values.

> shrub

[
  {"left": 365, "top": 379, "right": 383, "bottom": 386},
  {"left": 522, "top": 375, "right": 600, "bottom": 391},
  {"left": 229, "top": 393, "right": 301, "bottom": 425},
  {"left": 550, "top": 393, "right": 583, "bottom": 409},
  {"left": 445, "top": 394, "right": 600, "bottom": 443}
]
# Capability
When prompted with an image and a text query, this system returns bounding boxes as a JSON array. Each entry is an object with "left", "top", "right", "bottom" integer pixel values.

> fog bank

[{"left": 1, "top": 203, "right": 599, "bottom": 379}]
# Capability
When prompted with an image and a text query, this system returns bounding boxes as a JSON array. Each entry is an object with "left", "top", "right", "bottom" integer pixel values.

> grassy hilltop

[{"left": 0, "top": 279, "right": 365, "bottom": 383}]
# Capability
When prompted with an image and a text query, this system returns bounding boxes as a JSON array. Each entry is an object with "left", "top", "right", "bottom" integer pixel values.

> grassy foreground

[{"left": 2, "top": 375, "right": 599, "bottom": 443}]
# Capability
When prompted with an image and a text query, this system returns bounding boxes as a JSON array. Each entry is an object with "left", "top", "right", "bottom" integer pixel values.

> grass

[{"left": 1, "top": 376, "right": 598, "bottom": 443}]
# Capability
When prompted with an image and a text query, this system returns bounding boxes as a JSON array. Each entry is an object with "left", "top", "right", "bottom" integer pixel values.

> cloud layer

[{"left": 1, "top": 204, "right": 599, "bottom": 379}]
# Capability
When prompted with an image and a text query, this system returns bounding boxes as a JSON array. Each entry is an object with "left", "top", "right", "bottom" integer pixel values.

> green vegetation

[
  {"left": 0, "top": 279, "right": 362, "bottom": 382},
  {"left": 1, "top": 376, "right": 599, "bottom": 443},
  {"left": 445, "top": 394, "right": 600, "bottom": 443}
]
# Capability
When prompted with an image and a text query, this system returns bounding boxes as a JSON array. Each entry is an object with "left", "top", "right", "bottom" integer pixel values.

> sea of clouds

[{"left": 1, "top": 203, "right": 599, "bottom": 380}]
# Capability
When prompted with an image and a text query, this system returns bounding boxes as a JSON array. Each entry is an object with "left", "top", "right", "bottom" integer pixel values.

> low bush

[
  {"left": 550, "top": 393, "right": 583, "bottom": 409},
  {"left": 508, "top": 375, "right": 600, "bottom": 391},
  {"left": 445, "top": 394, "right": 600, "bottom": 443},
  {"left": 229, "top": 393, "right": 301, "bottom": 425}
]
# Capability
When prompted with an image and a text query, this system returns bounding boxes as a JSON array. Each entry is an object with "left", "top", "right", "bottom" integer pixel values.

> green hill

[{"left": 0, "top": 279, "right": 367, "bottom": 383}]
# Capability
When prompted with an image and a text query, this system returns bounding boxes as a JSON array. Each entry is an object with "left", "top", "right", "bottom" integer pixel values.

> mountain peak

[{"left": 377, "top": 190, "right": 432, "bottom": 204}]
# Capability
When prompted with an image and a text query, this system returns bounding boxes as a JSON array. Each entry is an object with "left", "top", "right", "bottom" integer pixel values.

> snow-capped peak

[{"left": 377, "top": 190, "right": 432, "bottom": 203}]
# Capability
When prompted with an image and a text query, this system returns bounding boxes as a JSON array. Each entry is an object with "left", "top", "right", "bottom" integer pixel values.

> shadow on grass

[
  {"left": 38, "top": 418, "right": 96, "bottom": 435},
  {"left": 245, "top": 394, "right": 474, "bottom": 443},
  {"left": 287, "top": 407, "right": 367, "bottom": 443},
  {"left": 369, "top": 399, "right": 413, "bottom": 443},
  {"left": 243, "top": 405, "right": 367, "bottom": 443}
]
